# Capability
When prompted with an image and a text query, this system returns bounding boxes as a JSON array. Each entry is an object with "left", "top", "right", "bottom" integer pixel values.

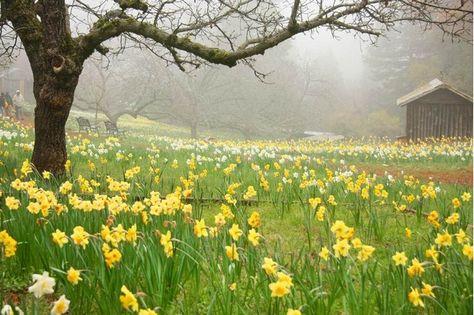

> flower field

[{"left": 0, "top": 118, "right": 472, "bottom": 315}]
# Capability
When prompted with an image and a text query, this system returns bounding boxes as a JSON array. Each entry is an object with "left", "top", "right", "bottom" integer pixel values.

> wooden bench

[
  {"left": 104, "top": 121, "right": 125, "bottom": 135},
  {"left": 76, "top": 117, "right": 98, "bottom": 133}
]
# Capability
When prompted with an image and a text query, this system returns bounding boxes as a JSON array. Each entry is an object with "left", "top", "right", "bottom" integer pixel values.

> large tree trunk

[
  {"left": 31, "top": 73, "right": 79, "bottom": 175},
  {"left": 5, "top": 0, "right": 84, "bottom": 175}
]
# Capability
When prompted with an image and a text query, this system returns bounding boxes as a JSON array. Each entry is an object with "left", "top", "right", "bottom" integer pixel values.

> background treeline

[{"left": 3, "top": 25, "right": 472, "bottom": 139}]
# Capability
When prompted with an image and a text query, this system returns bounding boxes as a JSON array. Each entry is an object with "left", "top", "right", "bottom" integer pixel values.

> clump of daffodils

[
  {"left": 317, "top": 220, "right": 375, "bottom": 262},
  {"left": 262, "top": 257, "right": 294, "bottom": 298},
  {"left": 0, "top": 230, "right": 17, "bottom": 258}
]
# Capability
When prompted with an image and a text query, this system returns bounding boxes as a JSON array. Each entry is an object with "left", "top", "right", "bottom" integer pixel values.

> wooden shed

[{"left": 397, "top": 79, "right": 473, "bottom": 140}]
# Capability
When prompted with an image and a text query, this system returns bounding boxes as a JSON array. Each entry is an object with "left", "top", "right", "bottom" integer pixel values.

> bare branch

[{"left": 75, "top": 0, "right": 471, "bottom": 71}]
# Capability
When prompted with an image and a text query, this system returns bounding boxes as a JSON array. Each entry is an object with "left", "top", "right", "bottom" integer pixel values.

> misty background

[{"left": 2, "top": 24, "right": 472, "bottom": 139}]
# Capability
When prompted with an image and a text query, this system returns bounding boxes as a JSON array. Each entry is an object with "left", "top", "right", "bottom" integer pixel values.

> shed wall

[{"left": 406, "top": 102, "right": 472, "bottom": 140}]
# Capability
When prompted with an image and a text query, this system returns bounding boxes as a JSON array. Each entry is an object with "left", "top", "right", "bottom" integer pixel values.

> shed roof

[{"left": 397, "top": 78, "right": 473, "bottom": 107}]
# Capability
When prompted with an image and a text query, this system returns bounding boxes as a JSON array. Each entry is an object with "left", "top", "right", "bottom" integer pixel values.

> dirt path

[{"left": 357, "top": 164, "right": 472, "bottom": 186}]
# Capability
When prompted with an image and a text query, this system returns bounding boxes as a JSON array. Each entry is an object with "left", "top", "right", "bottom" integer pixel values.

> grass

[{"left": 0, "top": 116, "right": 472, "bottom": 314}]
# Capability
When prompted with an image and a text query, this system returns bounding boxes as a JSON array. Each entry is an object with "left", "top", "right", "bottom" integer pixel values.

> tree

[
  {"left": 0, "top": 0, "right": 472, "bottom": 174},
  {"left": 365, "top": 23, "right": 472, "bottom": 101},
  {"left": 145, "top": 65, "right": 243, "bottom": 138},
  {"left": 74, "top": 54, "right": 165, "bottom": 126},
  {"left": 360, "top": 23, "right": 472, "bottom": 135}
]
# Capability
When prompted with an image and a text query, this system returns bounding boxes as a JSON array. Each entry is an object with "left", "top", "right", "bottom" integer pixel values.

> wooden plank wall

[{"left": 406, "top": 102, "right": 472, "bottom": 140}]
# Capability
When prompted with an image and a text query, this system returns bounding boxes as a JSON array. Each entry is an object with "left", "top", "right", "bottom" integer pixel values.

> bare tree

[
  {"left": 0, "top": 0, "right": 472, "bottom": 173},
  {"left": 74, "top": 55, "right": 163, "bottom": 126},
  {"left": 144, "top": 65, "right": 243, "bottom": 138}
]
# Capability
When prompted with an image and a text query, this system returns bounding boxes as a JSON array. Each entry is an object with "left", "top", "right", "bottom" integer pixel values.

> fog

[
  {"left": 291, "top": 31, "right": 365, "bottom": 81},
  {"left": 2, "top": 23, "right": 472, "bottom": 139}
]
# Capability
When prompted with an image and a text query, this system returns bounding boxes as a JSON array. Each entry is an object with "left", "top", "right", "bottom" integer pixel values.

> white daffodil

[{"left": 28, "top": 271, "right": 56, "bottom": 298}]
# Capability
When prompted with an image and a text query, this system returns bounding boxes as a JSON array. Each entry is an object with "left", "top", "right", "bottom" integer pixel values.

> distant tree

[
  {"left": 145, "top": 66, "right": 241, "bottom": 138},
  {"left": 74, "top": 55, "right": 163, "bottom": 126},
  {"left": 359, "top": 24, "right": 472, "bottom": 137},
  {"left": 295, "top": 50, "right": 346, "bottom": 133},
  {"left": 1, "top": 0, "right": 472, "bottom": 173},
  {"left": 364, "top": 24, "right": 473, "bottom": 106},
  {"left": 141, "top": 43, "right": 304, "bottom": 139}
]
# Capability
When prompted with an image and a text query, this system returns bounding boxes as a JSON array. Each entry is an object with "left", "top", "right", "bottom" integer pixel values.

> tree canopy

[{"left": 2, "top": 0, "right": 472, "bottom": 71}]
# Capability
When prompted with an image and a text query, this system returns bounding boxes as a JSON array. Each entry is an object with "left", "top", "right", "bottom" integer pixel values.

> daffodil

[
  {"left": 5, "top": 197, "right": 20, "bottom": 210},
  {"left": 421, "top": 282, "right": 435, "bottom": 298},
  {"left": 316, "top": 206, "right": 326, "bottom": 221},
  {"left": 333, "top": 239, "right": 351, "bottom": 258},
  {"left": 28, "top": 272, "right": 55, "bottom": 298},
  {"left": 405, "top": 227, "right": 412, "bottom": 238},
  {"left": 247, "top": 229, "right": 261, "bottom": 246},
  {"left": 67, "top": 267, "right": 82, "bottom": 285},
  {"left": 42, "top": 171, "right": 51, "bottom": 179},
  {"left": 71, "top": 226, "right": 89, "bottom": 249},
  {"left": 463, "top": 244, "right": 473, "bottom": 260},
  {"left": 52, "top": 229, "right": 68, "bottom": 248},
  {"left": 120, "top": 286, "right": 139, "bottom": 312},
  {"left": 456, "top": 229, "right": 467, "bottom": 244},
  {"left": 452, "top": 198, "right": 461, "bottom": 209},
  {"left": 445, "top": 212, "right": 460, "bottom": 225},
  {"left": 425, "top": 246, "right": 439, "bottom": 262},
  {"left": 262, "top": 257, "right": 278, "bottom": 275},
  {"left": 193, "top": 219, "right": 208, "bottom": 238},
  {"left": 461, "top": 192, "right": 471, "bottom": 202},
  {"left": 276, "top": 272, "right": 293, "bottom": 288},
  {"left": 126, "top": 224, "right": 137, "bottom": 243},
  {"left": 225, "top": 243, "right": 239, "bottom": 261},
  {"left": 319, "top": 246, "right": 330, "bottom": 261},
  {"left": 268, "top": 281, "right": 290, "bottom": 298},
  {"left": 407, "top": 258, "right": 425, "bottom": 278},
  {"left": 228, "top": 224, "right": 243, "bottom": 241},
  {"left": 408, "top": 287, "right": 424, "bottom": 308},
  {"left": 51, "top": 295, "right": 70, "bottom": 315},
  {"left": 0, "top": 230, "right": 17, "bottom": 257},
  {"left": 357, "top": 245, "right": 375, "bottom": 262},
  {"left": 247, "top": 211, "right": 261, "bottom": 228},
  {"left": 435, "top": 231, "right": 452, "bottom": 247},
  {"left": 138, "top": 309, "right": 158, "bottom": 315}
]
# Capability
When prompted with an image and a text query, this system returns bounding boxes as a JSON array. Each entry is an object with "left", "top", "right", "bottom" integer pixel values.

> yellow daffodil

[
  {"left": 67, "top": 267, "right": 82, "bottom": 285},
  {"left": 120, "top": 286, "right": 139, "bottom": 312},
  {"left": 408, "top": 287, "right": 424, "bottom": 308},
  {"left": 262, "top": 257, "right": 278, "bottom": 275},
  {"left": 225, "top": 243, "right": 239, "bottom": 261}
]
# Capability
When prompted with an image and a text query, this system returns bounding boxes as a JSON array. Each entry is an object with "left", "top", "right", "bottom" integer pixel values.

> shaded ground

[{"left": 357, "top": 163, "right": 472, "bottom": 186}]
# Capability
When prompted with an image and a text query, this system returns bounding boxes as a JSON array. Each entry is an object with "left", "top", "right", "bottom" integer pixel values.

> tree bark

[
  {"left": 31, "top": 72, "right": 80, "bottom": 175},
  {"left": 5, "top": 0, "right": 84, "bottom": 175}
]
